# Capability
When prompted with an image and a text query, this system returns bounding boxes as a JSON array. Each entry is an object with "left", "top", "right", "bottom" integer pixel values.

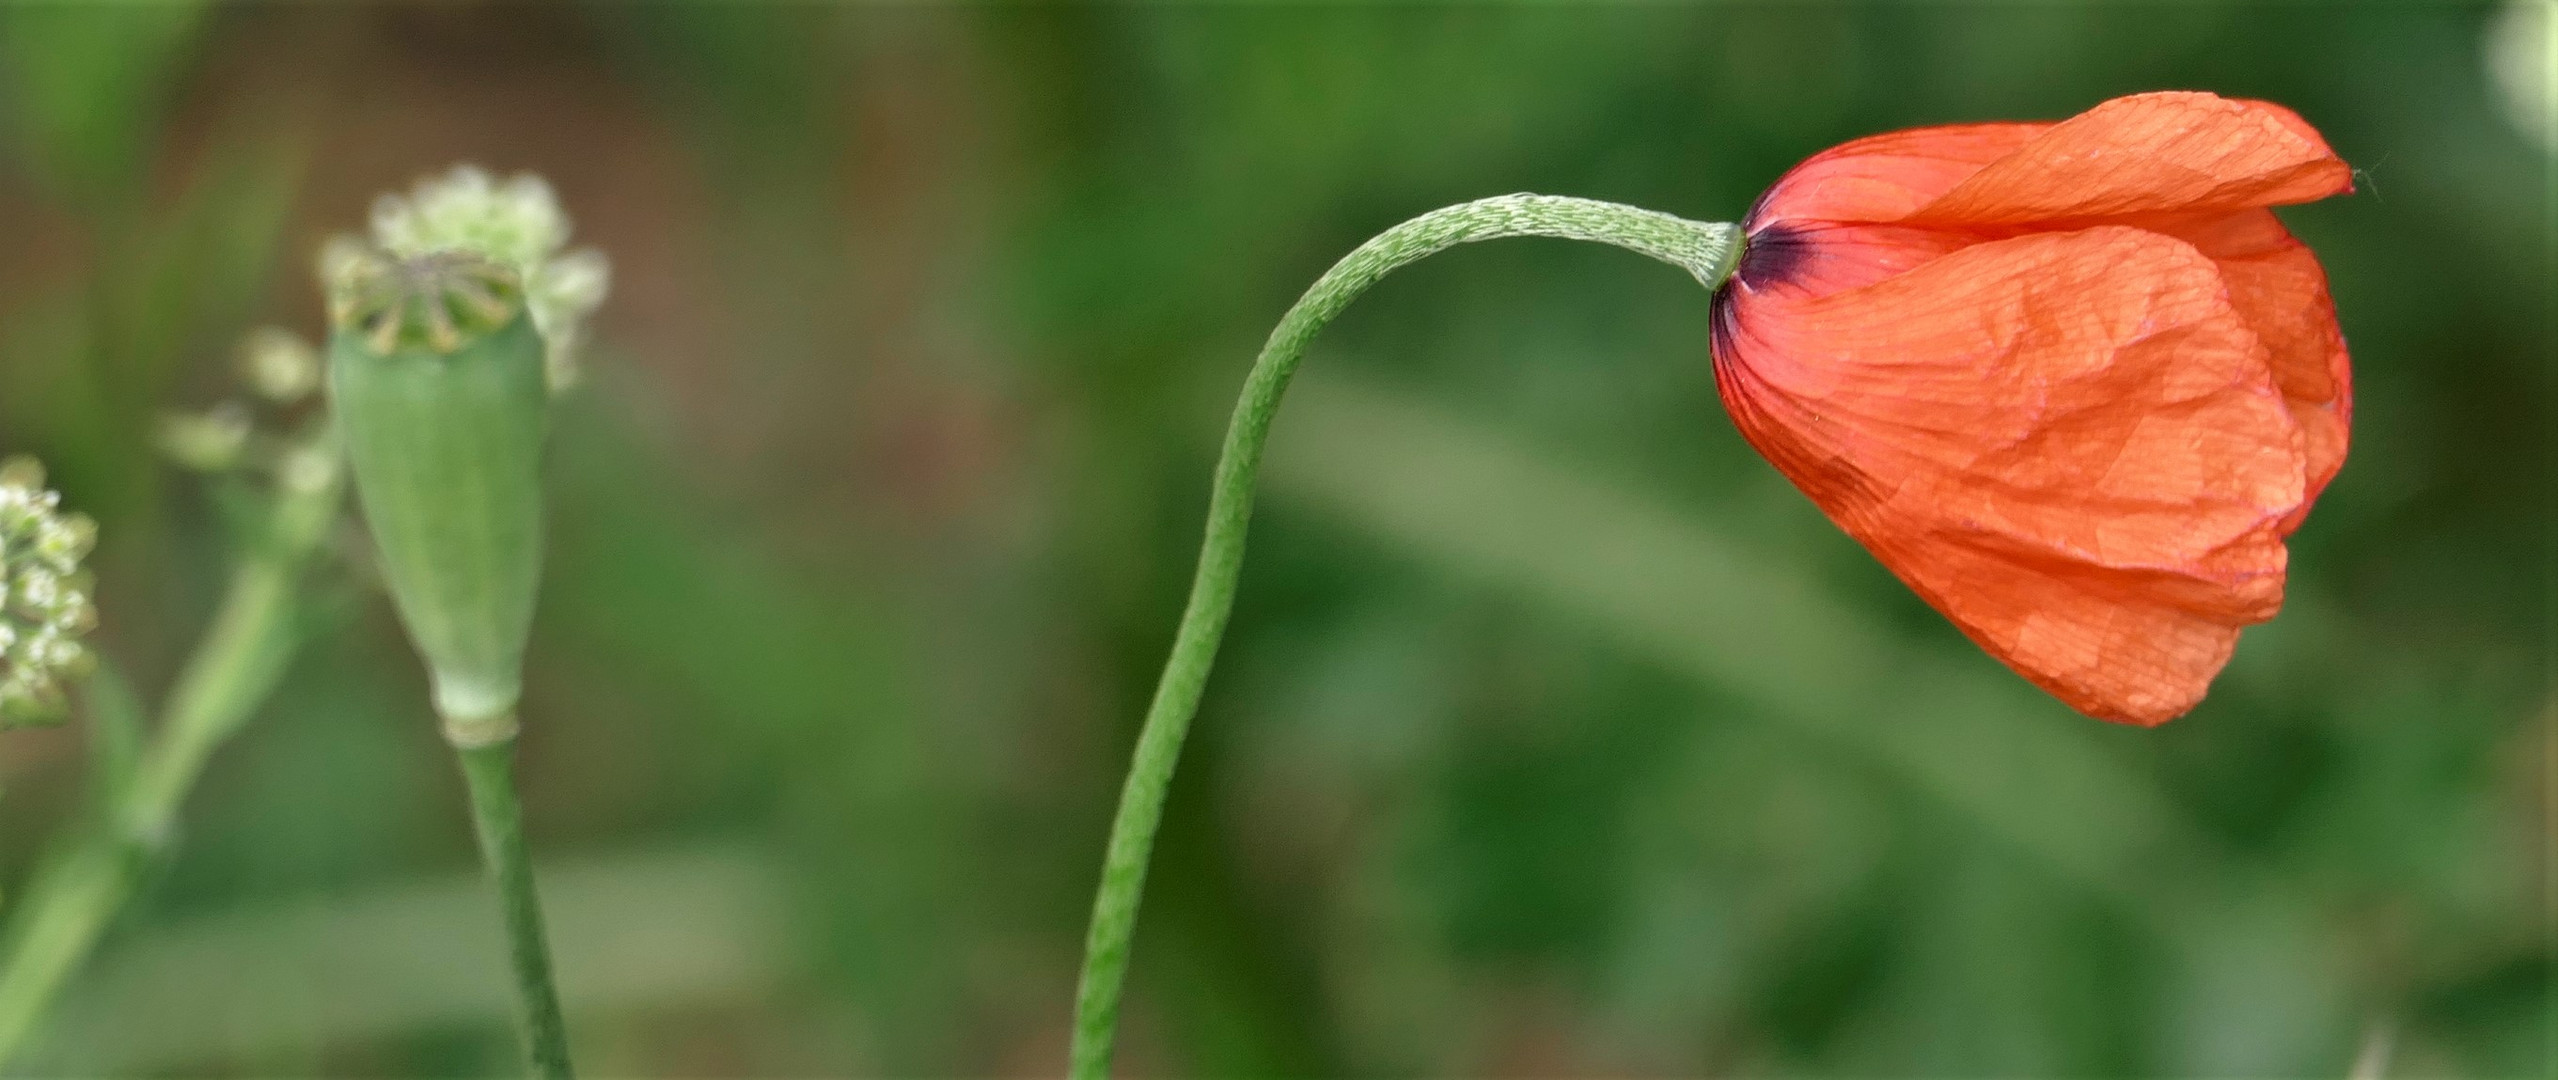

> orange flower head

[{"left": 1709, "top": 91, "right": 2354, "bottom": 726}]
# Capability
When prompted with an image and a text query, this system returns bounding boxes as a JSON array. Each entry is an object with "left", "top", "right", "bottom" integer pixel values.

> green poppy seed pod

[
  {"left": 368, "top": 166, "right": 611, "bottom": 392},
  {"left": 326, "top": 248, "right": 548, "bottom": 747}
]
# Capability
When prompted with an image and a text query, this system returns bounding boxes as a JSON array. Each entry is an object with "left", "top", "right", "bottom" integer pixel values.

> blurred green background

[{"left": 0, "top": 3, "right": 2547, "bottom": 1077}]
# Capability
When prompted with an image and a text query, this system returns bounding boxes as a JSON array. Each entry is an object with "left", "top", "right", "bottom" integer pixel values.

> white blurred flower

[
  {"left": 238, "top": 326, "right": 321, "bottom": 404},
  {"left": 2485, "top": 1, "right": 2556, "bottom": 153},
  {"left": 360, "top": 165, "right": 612, "bottom": 390},
  {"left": 156, "top": 403, "right": 253, "bottom": 472}
]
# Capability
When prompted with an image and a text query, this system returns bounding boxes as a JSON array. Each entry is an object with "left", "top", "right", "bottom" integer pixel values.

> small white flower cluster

[
  {"left": 0, "top": 458, "right": 96, "bottom": 726},
  {"left": 159, "top": 327, "right": 326, "bottom": 474},
  {"left": 358, "top": 166, "right": 610, "bottom": 389}
]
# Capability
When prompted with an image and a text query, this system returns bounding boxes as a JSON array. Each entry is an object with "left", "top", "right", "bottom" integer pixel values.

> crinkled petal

[
  {"left": 1910, "top": 92, "right": 2352, "bottom": 226},
  {"left": 1751, "top": 122, "right": 2049, "bottom": 228},
  {"left": 1713, "top": 227, "right": 2310, "bottom": 724},
  {"left": 2138, "top": 209, "right": 2352, "bottom": 524}
]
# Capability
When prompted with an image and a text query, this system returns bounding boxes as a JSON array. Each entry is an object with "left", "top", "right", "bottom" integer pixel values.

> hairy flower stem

[
  {"left": 452, "top": 736, "right": 574, "bottom": 1080},
  {"left": 0, "top": 435, "right": 343, "bottom": 1067},
  {"left": 1067, "top": 195, "right": 1742, "bottom": 1077}
]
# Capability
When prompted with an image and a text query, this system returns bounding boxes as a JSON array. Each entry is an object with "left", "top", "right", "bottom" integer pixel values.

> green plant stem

[
  {"left": 453, "top": 736, "right": 574, "bottom": 1080},
  {"left": 1066, "top": 194, "right": 1742, "bottom": 1078},
  {"left": 0, "top": 436, "right": 342, "bottom": 1068}
]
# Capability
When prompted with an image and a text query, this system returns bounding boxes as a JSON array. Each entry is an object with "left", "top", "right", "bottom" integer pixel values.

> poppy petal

[
  {"left": 2138, "top": 209, "right": 2352, "bottom": 521},
  {"left": 1751, "top": 122, "right": 2050, "bottom": 228},
  {"left": 1910, "top": 92, "right": 2353, "bottom": 226},
  {"left": 1729, "top": 221, "right": 1978, "bottom": 301},
  {"left": 1713, "top": 226, "right": 2309, "bottom": 724}
]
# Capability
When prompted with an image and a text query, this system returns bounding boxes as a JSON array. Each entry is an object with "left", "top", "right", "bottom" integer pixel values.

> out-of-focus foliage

[{"left": 0, "top": 4, "right": 2544, "bottom": 1076}]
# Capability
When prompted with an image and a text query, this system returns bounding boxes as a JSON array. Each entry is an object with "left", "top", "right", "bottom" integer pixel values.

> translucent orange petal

[
  {"left": 2137, "top": 209, "right": 2352, "bottom": 523},
  {"left": 1751, "top": 122, "right": 2049, "bottom": 228},
  {"left": 1908, "top": 92, "right": 2353, "bottom": 226},
  {"left": 1713, "top": 227, "right": 2308, "bottom": 725},
  {"left": 1726, "top": 222, "right": 1975, "bottom": 301}
]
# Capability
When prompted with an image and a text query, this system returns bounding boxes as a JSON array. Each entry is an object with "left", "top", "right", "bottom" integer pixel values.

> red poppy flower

[{"left": 1710, "top": 91, "right": 2354, "bottom": 726}]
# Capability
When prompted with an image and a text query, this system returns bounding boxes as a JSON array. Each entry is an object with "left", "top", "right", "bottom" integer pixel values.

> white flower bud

[
  {"left": 157, "top": 403, "right": 254, "bottom": 472},
  {"left": 277, "top": 441, "right": 340, "bottom": 496},
  {"left": 239, "top": 327, "right": 322, "bottom": 404}
]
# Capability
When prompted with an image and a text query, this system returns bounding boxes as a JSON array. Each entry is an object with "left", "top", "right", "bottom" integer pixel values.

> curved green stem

[
  {"left": 0, "top": 430, "right": 343, "bottom": 1069},
  {"left": 453, "top": 736, "right": 574, "bottom": 1080},
  {"left": 1066, "top": 194, "right": 1741, "bottom": 1077}
]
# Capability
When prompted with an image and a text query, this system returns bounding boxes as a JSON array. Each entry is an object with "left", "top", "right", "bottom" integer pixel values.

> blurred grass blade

[
  {"left": 1262, "top": 369, "right": 2191, "bottom": 898},
  {"left": 1263, "top": 370, "right": 2357, "bottom": 1072},
  {"left": 0, "top": 2, "right": 207, "bottom": 207},
  {"left": 14, "top": 844, "right": 788, "bottom": 1076},
  {"left": 0, "top": 138, "right": 303, "bottom": 527}
]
